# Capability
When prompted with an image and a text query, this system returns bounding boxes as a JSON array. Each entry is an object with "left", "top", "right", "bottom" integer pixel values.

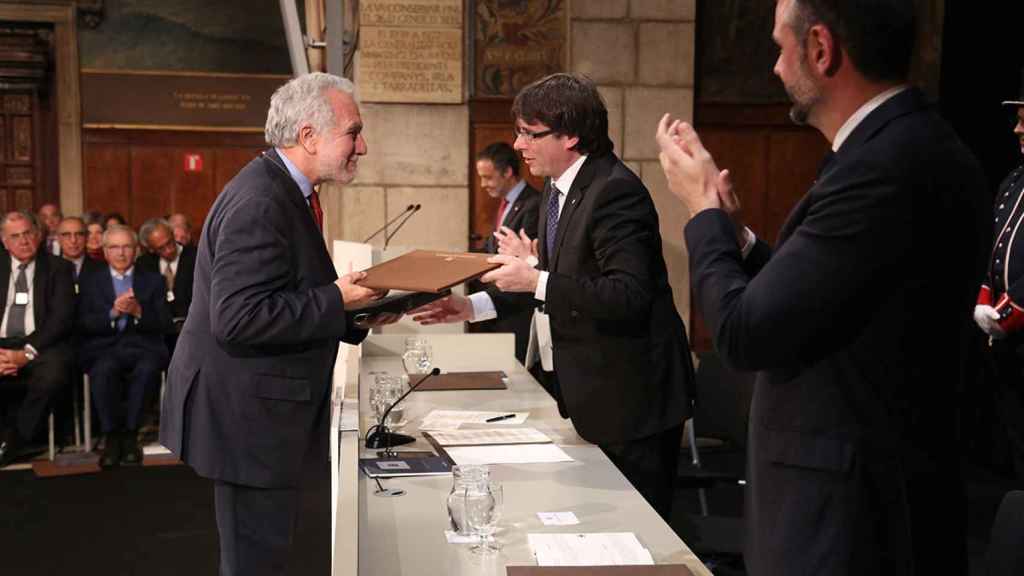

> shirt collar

[
  {"left": 832, "top": 85, "right": 908, "bottom": 152},
  {"left": 274, "top": 147, "right": 314, "bottom": 200},
  {"left": 553, "top": 154, "right": 588, "bottom": 195},
  {"left": 109, "top": 265, "right": 133, "bottom": 281},
  {"left": 504, "top": 180, "right": 526, "bottom": 205},
  {"left": 10, "top": 255, "right": 34, "bottom": 272}
]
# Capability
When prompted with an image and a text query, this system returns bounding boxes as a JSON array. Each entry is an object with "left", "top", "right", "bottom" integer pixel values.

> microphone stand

[
  {"left": 383, "top": 204, "right": 421, "bottom": 250},
  {"left": 362, "top": 204, "right": 417, "bottom": 244},
  {"left": 366, "top": 367, "right": 440, "bottom": 455}
]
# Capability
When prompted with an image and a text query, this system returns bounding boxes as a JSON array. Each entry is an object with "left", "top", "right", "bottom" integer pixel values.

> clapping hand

[{"left": 494, "top": 226, "right": 538, "bottom": 259}]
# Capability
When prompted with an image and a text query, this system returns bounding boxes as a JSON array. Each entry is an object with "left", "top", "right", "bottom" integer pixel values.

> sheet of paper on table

[
  {"left": 419, "top": 409, "right": 529, "bottom": 430},
  {"left": 427, "top": 427, "right": 551, "bottom": 446},
  {"left": 526, "top": 532, "right": 655, "bottom": 566},
  {"left": 443, "top": 443, "right": 573, "bottom": 466}
]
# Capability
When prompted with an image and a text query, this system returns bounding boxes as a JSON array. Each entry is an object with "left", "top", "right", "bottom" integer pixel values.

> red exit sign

[{"left": 184, "top": 153, "right": 203, "bottom": 172}]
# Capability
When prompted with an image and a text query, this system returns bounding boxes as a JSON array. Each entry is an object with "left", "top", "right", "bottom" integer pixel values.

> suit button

[{"left": 571, "top": 310, "right": 579, "bottom": 318}]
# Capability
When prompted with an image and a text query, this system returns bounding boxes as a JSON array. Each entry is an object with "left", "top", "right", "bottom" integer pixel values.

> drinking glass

[
  {"left": 402, "top": 338, "right": 432, "bottom": 375},
  {"left": 465, "top": 481, "right": 502, "bottom": 554},
  {"left": 371, "top": 374, "right": 406, "bottom": 428}
]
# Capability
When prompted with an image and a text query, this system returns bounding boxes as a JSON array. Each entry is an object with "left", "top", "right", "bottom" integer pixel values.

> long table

[{"left": 332, "top": 333, "right": 712, "bottom": 576}]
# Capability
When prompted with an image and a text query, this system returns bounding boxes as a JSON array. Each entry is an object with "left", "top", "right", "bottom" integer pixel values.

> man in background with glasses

[
  {"left": 414, "top": 73, "right": 693, "bottom": 521},
  {"left": 58, "top": 216, "right": 104, "bottom": 289}
]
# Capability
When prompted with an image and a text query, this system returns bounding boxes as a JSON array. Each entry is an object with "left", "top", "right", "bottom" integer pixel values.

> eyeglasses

[
  {"left": 513, "top": 127, "right": 556, "bottom": 142},
  {"left": 59, "top": 231, "right": 87, "bottom": 238}
]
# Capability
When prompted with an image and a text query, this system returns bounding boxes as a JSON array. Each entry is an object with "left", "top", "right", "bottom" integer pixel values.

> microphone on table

[
  {"left": 365, "top": 367, "right": 441, "bottom": 453},
  {"left": 383, "top": 204, "right": 422, "bottom": 250},
  {"left": 362, "top": 204, "right": 419, "bottom": 244}
]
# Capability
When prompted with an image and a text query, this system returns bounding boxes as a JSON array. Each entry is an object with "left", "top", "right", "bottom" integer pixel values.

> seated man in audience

[
  {"left": 0, "top": 211, "right": 75, "bottom": 467},
  {"left": 57, "top": 216, "right": 104, "bottom": 291},
  {"left": 77, "top": 224, "right": 170, "bottom": 469},
  {"left": 37, "top": 203, "right": 62, "bottom": 256},
  {"left": 137, "top": 218, "right": 196, "bottom": 351},
  {"left": 168, "top": 213, "right": 194, "bottom": 246}
]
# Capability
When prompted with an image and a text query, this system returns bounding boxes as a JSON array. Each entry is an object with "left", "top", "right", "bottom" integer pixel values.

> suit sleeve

[
  {"left": 135, "top": 275, "right": 172, "bottom": 335},
  {"left": 25, "top": 259, "right": 74, "bottom": 351},
  {"left": 209, "top": 194, "right": 350, "bottom": 347},
  {"left": 76, "top": 275, "right": 117, "bottom": 337},
  {"left": 544, "top": 177, "right": 659, "bottom": 322},
  {"left": 685, "top": 165, "right": 901, "bottom": 371}
]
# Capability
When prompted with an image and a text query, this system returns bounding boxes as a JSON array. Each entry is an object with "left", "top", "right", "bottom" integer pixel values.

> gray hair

[
  {"left": 139, "top": 217, "right": 172, "bottom": 244},
  {"left": 2, "top": 210, "right": 39, "bottom": 232},
  {"left": 102, "top": 223, "right": 138, "bottom": 247},
  {"left": 264, "top": 73, "right": 355, "bottom": 147}
]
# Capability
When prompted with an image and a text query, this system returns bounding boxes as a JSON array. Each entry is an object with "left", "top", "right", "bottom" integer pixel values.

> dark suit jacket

[
  {"left": 520, "top": 152, "right": 692, "bottom": 445},
  {"left": 137, "top": 244, "right": 197, "bottom": 321},
  {"left": 160, "top": 148, "right": 368, "bottom": 488},
  {"left": 76, "top": 266, "right": 171, "bottom": 369},
  {"left": 476, "top": 183, "right": 541, "bottom": 363},
  {"left": 685, "top": 88, "right": 988, "bottom": 574},
  {"left": 0, "top": 253, "right": 74, "bottom": 354}
]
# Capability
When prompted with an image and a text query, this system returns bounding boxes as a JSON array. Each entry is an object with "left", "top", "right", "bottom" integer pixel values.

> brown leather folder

[
  {"left": 507, "top": 566, "right": 694, "bottom": 576},
  {"left": 359, "top": 250, "right": 500, "bottom": 292},
  {"left": 416, "top": 371, "right": 508, "bottom": 391}
]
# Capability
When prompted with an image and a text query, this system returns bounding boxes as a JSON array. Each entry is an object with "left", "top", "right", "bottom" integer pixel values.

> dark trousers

[
  {"left": 207, "top": 391, "right": 331, "bottom": 576},
  {"left": 538, "top": 368, "right": 682, "bottom": 520},
  {"left": 214, "top": 481, "right": 300, "bottom": 576},
  {"left": 991, "top": 340, "right": 1024, "bottom": 479},
  {"left": 88, "top": 346, "right": 162, "bottom": 433},
  {"left": 0, "top": 348, "right": 70, "bottom": 441},
  {"left": 600, "top": 425, "right": 684, "bottom": 522}
]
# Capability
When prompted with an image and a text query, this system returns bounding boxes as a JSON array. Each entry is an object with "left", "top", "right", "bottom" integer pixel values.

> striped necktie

[{"left": 545, "top": 181, "right": 560, "bottom": 261}]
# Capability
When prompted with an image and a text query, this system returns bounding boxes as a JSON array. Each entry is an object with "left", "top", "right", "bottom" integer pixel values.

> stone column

[{"left": 571, "top": 0, "right": 697, "bottom": 330}]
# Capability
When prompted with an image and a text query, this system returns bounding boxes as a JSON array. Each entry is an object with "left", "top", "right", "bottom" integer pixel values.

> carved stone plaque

[{"left": 357, "top": 0, "right": 463, "bottom": 103}]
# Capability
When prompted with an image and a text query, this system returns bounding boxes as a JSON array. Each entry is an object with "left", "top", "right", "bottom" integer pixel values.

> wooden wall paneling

[
  {"left": 130, "top": 147, "right": 176, "bottom": 226},
  {"left": 173, "top": 146, "right": 215, "bottom": 232},
  {"left": 469, "top": 99, "right": 544, "bottom": 250},
  {"left": 766, "top": 130, "right": 829, "bottom": 237},
  {"left": 83, "top": 143, "right": 130, "bottom": 216}
]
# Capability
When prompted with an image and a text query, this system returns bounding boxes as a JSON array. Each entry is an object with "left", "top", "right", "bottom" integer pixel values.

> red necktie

[
  {"left": 495, "top": 197, "right": 508, "bottom": 231},
  {"left": 309, "top": 189, "right": 324, "bottom": 232}
]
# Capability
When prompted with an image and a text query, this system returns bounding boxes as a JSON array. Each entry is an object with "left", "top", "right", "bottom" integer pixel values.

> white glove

[{"left": 974, "top": 305, "right": 1006, "bottom": 338}]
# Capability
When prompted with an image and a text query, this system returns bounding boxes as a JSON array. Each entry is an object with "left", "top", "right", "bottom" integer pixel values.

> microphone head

[
  {"left": 414, "top": 204, "right": 422, "bottom": 210},
  {"left": 431, "top": 367, "right": 440, "bottom": 375},
  {"left": 406, "top": 204, "right": 415, "bottom": 210}
]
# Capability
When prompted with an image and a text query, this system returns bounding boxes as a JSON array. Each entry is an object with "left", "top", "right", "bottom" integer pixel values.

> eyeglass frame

[{"left": 513, "top": 127, "right": 557, "bottom": 142}]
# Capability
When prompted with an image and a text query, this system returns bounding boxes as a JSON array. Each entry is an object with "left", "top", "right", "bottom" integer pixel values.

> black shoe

[
  {"left": 0, "top": 429, "right": 20, "bottom": 468},
  {"left": 99, "top": 433, "right": 121, "bottom": 470},
  {"left": 120, "top": 430, "right": 143, "bottom": 466}
]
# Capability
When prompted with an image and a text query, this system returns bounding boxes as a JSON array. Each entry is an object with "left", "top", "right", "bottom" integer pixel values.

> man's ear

[
  {"left": 563, "top": 134, "right": 580, "bottom": 151},
  {"left": 297, "top": 124, "right": 318, "bottom": 155},
  {"left": 501, "top": 166, "right": 515, "bottom": 180},
  {"left": 806, "top": 23, "right": 842, "bottom": 78}
]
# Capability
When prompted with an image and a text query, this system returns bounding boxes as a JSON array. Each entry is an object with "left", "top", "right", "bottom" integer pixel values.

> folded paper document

[{"left": 359, "top": 250, "right": 500, "bottom": 293}]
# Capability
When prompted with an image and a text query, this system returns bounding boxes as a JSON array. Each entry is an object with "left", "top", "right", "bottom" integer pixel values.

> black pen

[{"left": 485, "top": 413, "right": 516, "bottom": 423}]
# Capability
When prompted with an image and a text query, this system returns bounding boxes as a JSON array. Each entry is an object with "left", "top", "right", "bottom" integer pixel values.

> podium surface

[{"left": 332, "top": 334, "right": 711, "bottom": 576}]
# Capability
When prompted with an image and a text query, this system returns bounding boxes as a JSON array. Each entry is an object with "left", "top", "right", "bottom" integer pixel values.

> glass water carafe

[{"left": 446, "top": 464, "right": 489, "bottom": 535}]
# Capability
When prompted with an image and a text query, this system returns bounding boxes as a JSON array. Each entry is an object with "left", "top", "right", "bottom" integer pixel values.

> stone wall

[
  {"left": 329, "top": 0, "right": 697, "bottom": 334},
  {"left": 571, "top": 0, "right": 697, "bottom": 329}
]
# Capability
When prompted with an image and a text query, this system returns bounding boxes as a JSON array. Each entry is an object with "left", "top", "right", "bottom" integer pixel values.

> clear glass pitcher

[{"left": 445, "top": 464, "right": 489, "bottom": 535}]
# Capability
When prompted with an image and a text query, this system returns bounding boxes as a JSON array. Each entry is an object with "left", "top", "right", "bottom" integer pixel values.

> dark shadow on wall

[{"left": 79, "top": 0, "right": 293, "bottom": 74}]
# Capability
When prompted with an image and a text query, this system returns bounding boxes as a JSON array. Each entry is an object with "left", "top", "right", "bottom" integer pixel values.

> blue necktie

[{"left": 545, "top": 181, "right": 560, "bottom": 261}]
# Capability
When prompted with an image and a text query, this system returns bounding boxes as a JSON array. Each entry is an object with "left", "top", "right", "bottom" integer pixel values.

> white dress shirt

[{"left": 1, "top": 256, "right": 36, "bottom": 337}]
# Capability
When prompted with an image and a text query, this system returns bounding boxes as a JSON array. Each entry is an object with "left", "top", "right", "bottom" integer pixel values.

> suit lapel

[
  {"left": 538, "top": 179, "right": 552, "bottom": 270},
  {"left": 0, "top": 256, "right": 9, "bottom": 321},
  {"left": 32, "top": 255, "right": 46, "bottom": 327},
  {"left": 549, "top": 156, "right": 597, "bottom": 271},
  {"left": 262, "top": 149, "right": 335, "bottom": 281}
]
